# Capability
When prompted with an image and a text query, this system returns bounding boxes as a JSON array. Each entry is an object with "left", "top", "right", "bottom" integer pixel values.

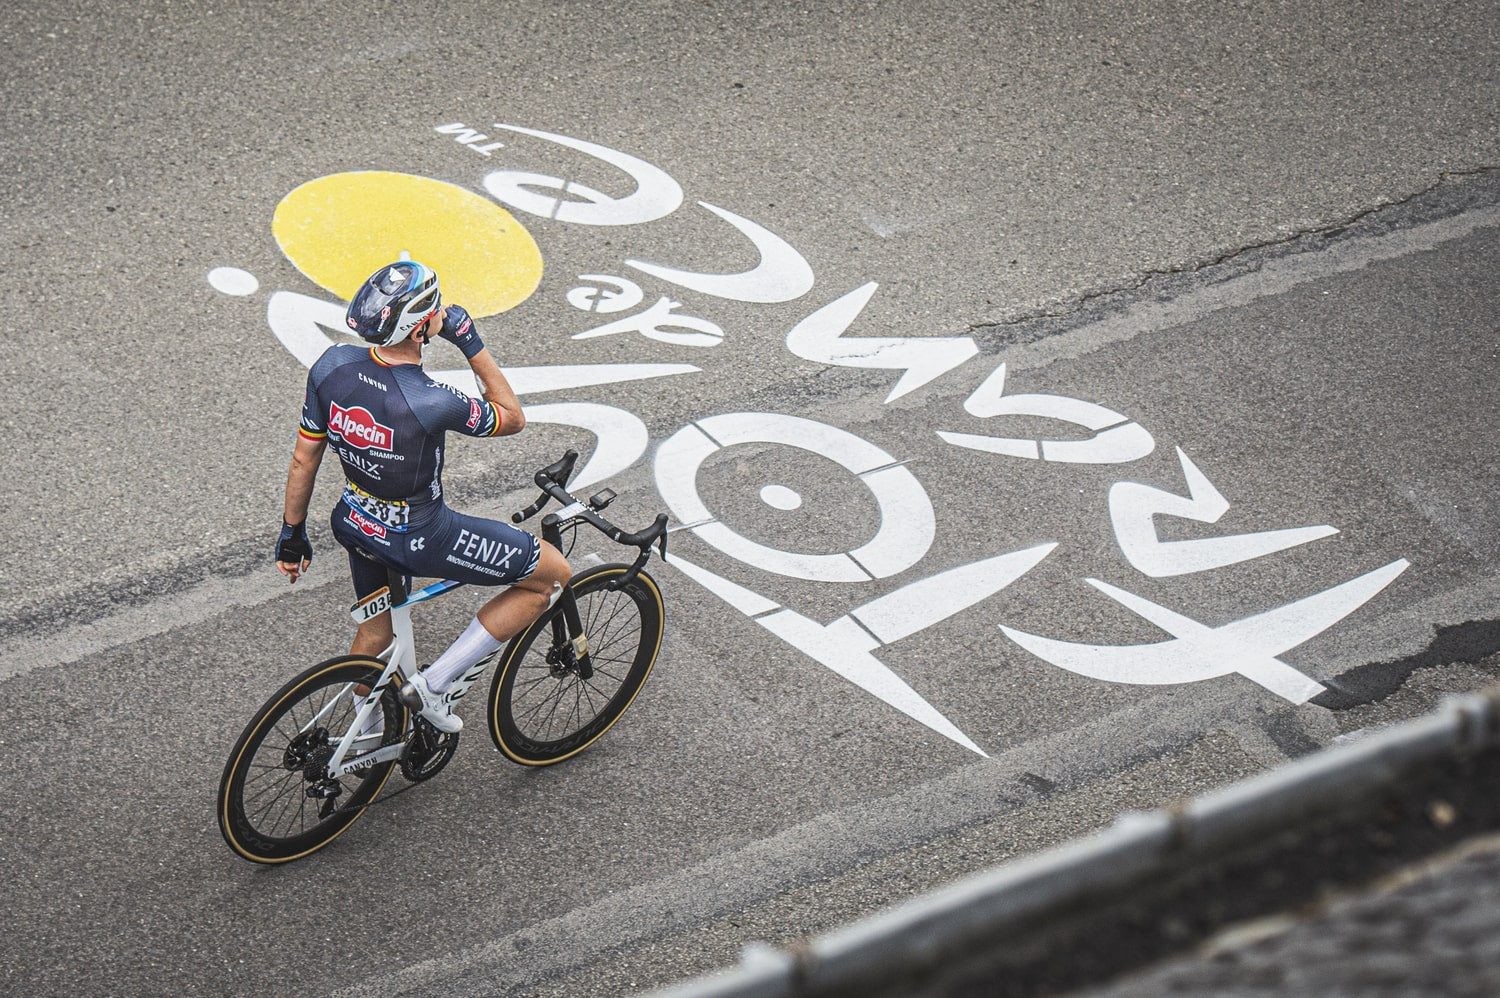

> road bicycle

[{"left": 218, "top": 450, "right": 668, "bottom": 864}]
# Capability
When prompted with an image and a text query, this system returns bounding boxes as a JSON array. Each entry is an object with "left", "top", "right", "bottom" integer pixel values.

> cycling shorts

[{"left": 330, "top": 497, "right": 542, "bottom": 600}]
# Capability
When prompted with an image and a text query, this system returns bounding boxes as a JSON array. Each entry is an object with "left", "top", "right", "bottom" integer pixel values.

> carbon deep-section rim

[
  {"left": 218, "top": 656, "right": 405, "bottom": 863},
  {"left": 488, "top": 564, "right": 664, "bottom": 765}
]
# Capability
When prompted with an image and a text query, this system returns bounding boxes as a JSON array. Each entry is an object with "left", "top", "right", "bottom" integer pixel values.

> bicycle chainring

[{"left": 400, "top": 718, "right": 459, "bottom": 783}]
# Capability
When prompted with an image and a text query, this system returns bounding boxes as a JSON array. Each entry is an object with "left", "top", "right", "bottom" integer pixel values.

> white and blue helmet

[{"left": 345, "top": 261, "right": 442, "bottom": 347}]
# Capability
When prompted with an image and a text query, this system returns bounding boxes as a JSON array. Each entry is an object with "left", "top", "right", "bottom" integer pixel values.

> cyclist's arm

[
  {"left": 282, "top": 432, "right": 327, "bottom": 527},
  {"left": 467, "top": 348, "right": 525, "bottom": 436}
]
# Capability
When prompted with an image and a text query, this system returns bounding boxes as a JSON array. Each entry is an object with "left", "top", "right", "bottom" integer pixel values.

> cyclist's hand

[
  {"left": 437, "top": 305, "right": 485, "bottom": 359},
  {"left": 275, "top": 519, "right": 313, "bottom": 583}
]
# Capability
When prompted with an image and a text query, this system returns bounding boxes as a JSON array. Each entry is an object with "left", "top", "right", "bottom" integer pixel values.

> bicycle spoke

[
  {"left": 263, "top": 772, "right": 305, "bottom": 838},
  {"left": 220, "top": 660, "right": 402, "bottom": 862},
  {"left": 512, "top": 669, "right": 559, "bottom": 695},
  {"left": 513, "top": 668, "right": 608, "bottom": 741},
  {"left": 488, "top": 565, "right": 660, "bottom": 764},
  {"left": 576, "top": 673, "right": 618, "bottom": 708},
  {"left": 562, "top": 686, "right": 584, "bottom": 736},
  {"left": 244, "top": 780, "right": 299, "bottom": 832},
  {"left": 532, "top": 677, "right": 574, "bottom": 737},
  {"left": 243, "top": 767, "right": 299, "bottom": 808},
  {"left": 585, "top": 596, "right": 632, "bottom": 651}
]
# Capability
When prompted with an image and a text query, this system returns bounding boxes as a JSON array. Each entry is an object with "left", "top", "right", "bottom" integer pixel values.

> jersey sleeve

[
  {"left": 411, "top": 376, "right": 504, "bottom": 438},
  {"left": 297, "top": 368, "right": 328, "bottom": 442}
]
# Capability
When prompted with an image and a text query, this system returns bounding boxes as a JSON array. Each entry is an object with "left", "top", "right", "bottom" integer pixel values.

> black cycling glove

[
  {"left": 275, "top": 519, "right": 313, "bottom": 565},
  {"left": 438, "top": 305, "right": 486, "bottom": 359}
]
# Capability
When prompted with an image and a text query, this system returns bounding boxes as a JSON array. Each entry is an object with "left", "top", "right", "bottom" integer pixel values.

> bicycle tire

[
  {"left": 218, "top": 656, "right": 406, "bottom": 863},
  {"left": 488, "top": 563, "right": 664, "bottom": 765}
]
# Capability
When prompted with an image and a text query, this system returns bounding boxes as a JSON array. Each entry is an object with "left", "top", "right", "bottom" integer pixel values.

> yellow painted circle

[{"left": 272, "top": 171, "right": 542, "bottom": 317}]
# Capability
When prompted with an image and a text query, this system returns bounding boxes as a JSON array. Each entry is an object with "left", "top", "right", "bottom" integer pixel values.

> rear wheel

[
  {"left": 488, "top": 564, "right": 664, "bottom": 765},
  {"left": 218, "top": 657, "right": 406, "bottom": 863}
]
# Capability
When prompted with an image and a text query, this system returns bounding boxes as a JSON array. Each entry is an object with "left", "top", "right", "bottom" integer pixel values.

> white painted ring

[{"left": 654, "top": 412, "right": 935, "bottom": 582}]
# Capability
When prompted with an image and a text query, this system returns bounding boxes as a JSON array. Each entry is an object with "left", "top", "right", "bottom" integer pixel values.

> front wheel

[
  {"left": 218, "top": 656, "right": 406, "bottom": 864},
  {"left": 488, "top": 564, "right": 664, "bottom": 765}
]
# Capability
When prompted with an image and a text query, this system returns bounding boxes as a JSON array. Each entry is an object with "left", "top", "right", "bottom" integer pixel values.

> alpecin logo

[
  {"left": 348, "top": 508, "right": 387, "bottom": 539},
  {"left": 329, "top": 402, "right": 395, "bottom": 451}
]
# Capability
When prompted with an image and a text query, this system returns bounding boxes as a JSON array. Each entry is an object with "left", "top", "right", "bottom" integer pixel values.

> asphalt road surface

[{"left": 3, "top": 2, "right": 1498, "bottom": 995}]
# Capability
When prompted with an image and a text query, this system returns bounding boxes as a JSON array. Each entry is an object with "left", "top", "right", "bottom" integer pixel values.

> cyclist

[{"left": 273, "top": 261, "right": 571, "bottom": 734}]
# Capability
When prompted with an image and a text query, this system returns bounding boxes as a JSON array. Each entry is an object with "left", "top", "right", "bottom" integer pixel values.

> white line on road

[
  {"left": 0, "top": 568, "right": 340, "bottom": 683},
  {"left": 329, "top": 690, "right": 1243, "bottom": 998}
]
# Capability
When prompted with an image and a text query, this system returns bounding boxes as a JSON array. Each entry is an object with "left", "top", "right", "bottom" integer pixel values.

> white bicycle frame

[
  {"left": 312, "top": 577, "right": 468, "bottom": 781},
  {"left": 300, "top": 479, "right": 652, "bottom": 785}
]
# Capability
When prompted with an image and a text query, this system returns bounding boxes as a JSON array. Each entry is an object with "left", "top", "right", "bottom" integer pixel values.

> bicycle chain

[{"left": 333, "top": 722, "right": 460, "bottom": 815}]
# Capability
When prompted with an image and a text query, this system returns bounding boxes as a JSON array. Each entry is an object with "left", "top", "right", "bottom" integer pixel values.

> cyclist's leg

[
  {"left": 413, "top": 508, "right": 567, "bottom": 691},
  {"left": 330, "top": 502, "right": 399, "bottom": 657},
  {"left": 475, "top": 540, "right": 571, "bottom": 641},
  {"left": 330, "top": 504, "right": 403, "bottom": 737}
]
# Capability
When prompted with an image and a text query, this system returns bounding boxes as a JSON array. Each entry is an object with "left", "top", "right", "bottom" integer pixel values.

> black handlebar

[
  {"left": 512, "top": 450, "right": 580, "bottom": 524},
  {"left": 607, "top": 513, "right": 669, "bottom": 590},
  {"left": 512, "top": 449, "right": 668, "bottom": 589}
]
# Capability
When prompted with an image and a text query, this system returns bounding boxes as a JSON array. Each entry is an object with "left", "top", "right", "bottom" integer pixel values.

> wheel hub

[
  {"left": 545, "top": 643, "right": 577, "bottom": 678},
  {"left": 282, "top": 728, "right": 331, "bottom": 773}
]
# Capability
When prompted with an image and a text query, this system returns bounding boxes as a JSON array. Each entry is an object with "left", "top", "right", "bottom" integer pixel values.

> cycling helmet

[{"left": 345, "top": 261, "right": 442, "bottom": 347}]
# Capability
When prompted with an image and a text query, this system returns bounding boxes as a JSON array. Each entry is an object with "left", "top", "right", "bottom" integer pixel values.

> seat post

[{"left": 385, "top": 565, "right": 411, "bottom": 606}]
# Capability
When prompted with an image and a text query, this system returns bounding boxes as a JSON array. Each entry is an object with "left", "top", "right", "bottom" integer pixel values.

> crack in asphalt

[{"left": 967, "top": 165, "right": 1500, "bottom": 332}]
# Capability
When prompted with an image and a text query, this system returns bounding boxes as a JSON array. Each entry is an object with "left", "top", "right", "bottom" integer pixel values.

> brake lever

[
  {"left": 608, "top": 515, "right": 669, "bottom": 590},
  {"left": 540, "top": 449, "right": 579, "bottom": 489}
]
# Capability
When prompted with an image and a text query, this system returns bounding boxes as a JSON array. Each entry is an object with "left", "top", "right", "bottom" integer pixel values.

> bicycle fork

[{"left": 541, "top": 513, "right": 595, "bottom": 681}]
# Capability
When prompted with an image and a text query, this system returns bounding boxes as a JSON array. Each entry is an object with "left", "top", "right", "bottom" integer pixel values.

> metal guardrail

[{"left": 648, "top": 688, "right": 1500, "bottom": 998}]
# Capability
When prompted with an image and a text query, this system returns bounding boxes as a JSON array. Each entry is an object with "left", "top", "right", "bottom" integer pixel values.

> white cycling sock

[{"left": 425, "top": 617, "right": 504, "bottom": 693}]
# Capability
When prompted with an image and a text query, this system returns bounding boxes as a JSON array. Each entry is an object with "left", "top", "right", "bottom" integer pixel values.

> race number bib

[{"left": 343, "top": 481, "right": 410, "bottom": 531}]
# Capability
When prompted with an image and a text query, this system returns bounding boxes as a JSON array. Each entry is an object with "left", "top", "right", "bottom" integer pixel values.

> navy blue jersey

[{"left": 299, "top": 345, "right": 502, "bottom": 529}]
